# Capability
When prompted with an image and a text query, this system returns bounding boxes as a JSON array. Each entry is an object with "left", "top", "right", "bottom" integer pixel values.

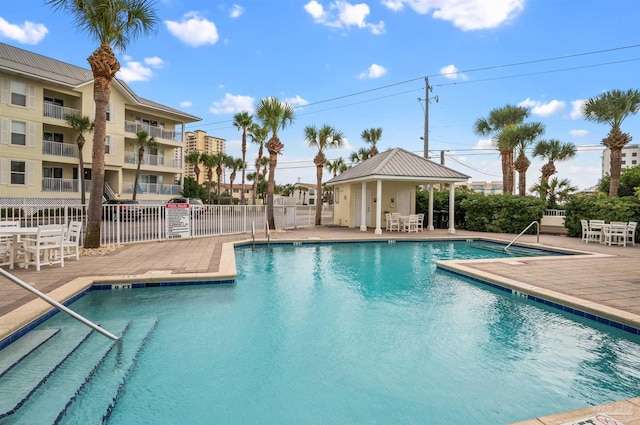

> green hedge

[
  {"left": 460, "top": 194, "right": 547, "bottom": 234},
  {"left": 563, "top": 195, "right": 640, "bottom": 238}
]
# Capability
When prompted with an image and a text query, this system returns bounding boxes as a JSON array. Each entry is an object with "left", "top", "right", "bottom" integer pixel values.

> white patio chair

[
  {"left": 385, "top": 213, "right": 391, "bottom": 231},
  {"left": 0, "top": 221, "right": 20, "bottom": 268},
  {"left": 588, "top": 219, "right": 605, "bottom": 244},
  {"left": 417, "top": 213, "right": 424, "bottom": 231},
  {"left": 389, "top": 213, "right": 401, "bottom": 232},
  {"left": 63, "top": 221, "right": 83, "bottom": 261},
  {"left": 627, "top": 221, "right": 637, "bottom": 246},
  {"left": 403, "top": 214, "right": 419, "bottom": 233},
  {"left": 21, "top": 224, "right": 65, "bottom": 271},
  {"left": 581, "top": 219, "right": 600, "bottom": 243},
  {"left": 602, "top": 222, "right": 627, "bottom": 247}
]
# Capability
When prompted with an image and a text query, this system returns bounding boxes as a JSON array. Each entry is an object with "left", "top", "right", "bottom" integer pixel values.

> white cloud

[
  {"left": 165, "top": 12, "right": 219, "bottom": 47},
  {"left": 358, "top": 63, "right": 387, "bottom": 79},
  {"left": 144, "top": 56, "right": 165, "bottom": 68},
  {"left": 439, "top": 64, "right": 467, "bottom": 80},
  {"left": 474, "top": 138, "right": 494, "bottom": 150},
  {"left": 570, "top": 129, "right": 588, "bottom": 138},
  {"left": 570, "top": 99, "right": 587, "bottom": 119},
  {"left": 180, "top": 101, "right": 192, "bottom": 108},
  {"left": 117, "top": 61, "right": 154, "bottom": 82},
  {"left": 0, "top": 17, "right": 47, "bottom": 44},
  {"left": 382, "top": 0, "right": 524, "bottom": 31},
  {"left": 230, "top": 4, "right": 244, "bottom": 18},
  {"left": 284, "top": 95, "right": 309, "bottom": 106},
  {"left": 518, "top": 98, "right": 566, "bottom": 117},
  {"left": 209, "top": 93, "right": 255, "bottom": 114},
  {"left": 304, "top": 1, "right": 386, "bottom": 34}
]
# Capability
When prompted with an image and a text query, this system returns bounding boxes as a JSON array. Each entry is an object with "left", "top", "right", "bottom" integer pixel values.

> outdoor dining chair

[
  {"left": 581, "top": 219, "right": 601, "bottom": 243},
  {"left": 63, "top": 221, "right": 83, "bottom": 261},
  {"left": 389, "top": 213, "right": 401, "bottom": 232},
  {"left": 602, "top": 222, "right": 627, "bottom": 247},
  {"left": 21, "top": 224, "right": 65, "bottom": 271},
  {"left": 627, "top": 221, "right": 637, "bottom": 246}
]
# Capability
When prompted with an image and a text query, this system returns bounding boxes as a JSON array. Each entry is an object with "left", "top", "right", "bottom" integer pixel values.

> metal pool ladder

[
  {"left": 251, "top": 221, "right": 270, "bottom": 248},
  {"left": 505, "top": 221, "right": 539, "bottom": 251},
  {"left": 0, "top": 268, "right": 119, "bottom": 341}
]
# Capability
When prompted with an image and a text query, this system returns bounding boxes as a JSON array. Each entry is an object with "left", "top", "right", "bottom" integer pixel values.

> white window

[
  {"left": 11, "top": 121, "right": 26, "bottom": 146},
  {"left": 44, "top": 132, "right": 64, "bottom": 143},
  {"left": 633, "top": 152, "right": 638, "bottom": 157},
  {"left": 43, "top": 167, "right": 63, "bottom": 179},
  {"left": 106, "top": 103, "right": 111, "bottom": 122},
  {"left": 11, "top": 160, "right": 25, "bottom": 184},
  {"left": 334, "top": 188, "right": 340, "bottom": 204},
  {"left": 105, "top": 136, "right": 111, "bottom": 154},
  {"left": 11, "top": 81, "right": 27, "bottom": 107}
]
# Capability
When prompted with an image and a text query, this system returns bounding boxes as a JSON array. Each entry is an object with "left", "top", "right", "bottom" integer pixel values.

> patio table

[{"left": 0, "top": 227, "right": 38, "bottom": 269}]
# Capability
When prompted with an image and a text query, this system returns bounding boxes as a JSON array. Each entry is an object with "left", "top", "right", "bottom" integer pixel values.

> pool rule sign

[{"left": 165, "top": 203, "right": 190, "bottom": 238}]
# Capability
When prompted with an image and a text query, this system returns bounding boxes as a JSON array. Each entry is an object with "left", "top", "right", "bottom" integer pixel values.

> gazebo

[{"left": 326, "top": 148, "right": 470, "bottom": 234}]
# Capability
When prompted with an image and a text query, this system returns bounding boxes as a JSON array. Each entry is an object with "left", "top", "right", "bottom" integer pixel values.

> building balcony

[
  {"left": 121, "top": 182, "right": 182, "bottom": 196},
  {"left": 43, "top": 103, "right": 80, "bottom": 121},
  {"left": 42, "top": 177, "right": 89, "bottom": 193},
  {"left": 43, "top": 140, "right": 79, "bottom": 158},
  {"left": 124, "top": 153, "right": 181, "bottom": 169},
  {"left": 124, "top": 121, "right": 178, "bottom": 142}
]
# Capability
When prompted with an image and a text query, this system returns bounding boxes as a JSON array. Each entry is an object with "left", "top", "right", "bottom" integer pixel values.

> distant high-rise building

[
  {"left": 602, "top": 144, "right": 639, "bottom": 176},
  {"left": 184, "top": 130, "right": 226, "bottom": 185}
]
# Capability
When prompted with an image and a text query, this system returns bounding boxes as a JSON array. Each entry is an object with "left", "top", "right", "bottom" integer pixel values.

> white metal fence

[{"left": 0, "top": 203, "right": 334, "bottom": 246}]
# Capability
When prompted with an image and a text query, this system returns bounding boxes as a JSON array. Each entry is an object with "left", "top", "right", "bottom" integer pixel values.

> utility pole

[{"left": 418, "top": 77, "right": 438, "bottom": 160}]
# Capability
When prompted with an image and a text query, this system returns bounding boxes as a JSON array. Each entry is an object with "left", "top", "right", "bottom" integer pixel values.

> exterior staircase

[{"left": 0, "top": 318, "right": 158, "bottom": 424}]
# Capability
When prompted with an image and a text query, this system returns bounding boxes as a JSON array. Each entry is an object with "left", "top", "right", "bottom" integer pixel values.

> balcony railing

[
  {"left": 43, "top": 103, "right": 80, "bottom": 121},
  {"left": 122, "top": 182, "right": 182, "bottom": 195},
  {"left": 124, "top": 121, "right": 178, "bottom": 141},
  {"left": 43, "top": 140, "right": 79, "bottom": 158},
  {"left": 124, "top": 153, "right": 182, "bottom": 169},
  {"left": 42, "top": 178, "right": 91, "bottom": 193}
]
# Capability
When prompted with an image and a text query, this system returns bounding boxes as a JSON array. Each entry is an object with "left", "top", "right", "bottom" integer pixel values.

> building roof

[
  {"left": 0, "top": 42, "right": 200, "bottom": 123},
  {"left": 326, "top": 147, "right": 470, "bottom": 185}
]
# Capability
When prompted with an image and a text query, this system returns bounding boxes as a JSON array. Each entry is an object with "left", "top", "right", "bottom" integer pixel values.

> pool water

[{"left": 23, "top": 242, "right": 640, "bottom": 423}]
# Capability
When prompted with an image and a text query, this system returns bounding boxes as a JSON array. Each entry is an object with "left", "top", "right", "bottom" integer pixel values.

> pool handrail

[
  {"left": 265, "top": 221, "right": 270, "bottom": 248},
  {"left": 505, "top": 220, "right": 539, "bottom": 251},
  {"left": 0, "top": 267, "right": 119, "bottom": 341}
]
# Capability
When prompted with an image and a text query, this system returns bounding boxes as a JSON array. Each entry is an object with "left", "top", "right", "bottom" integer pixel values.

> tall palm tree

[
  {"left": 47, "top": 0, "right": 158, "bottom": 248},
  {"left": 361, "top": 127, "right": 382, "bottom": 156},
  {"left": 184, "top": 150, "right": 202, "bottom": 185},
  {"left": 501, "top": 122, "right": 545, "bottom": 196},
  {"left": 530, "top": 177, "right": 577, "bottom": 208},
  {"left": 232, "top": 111, "right": 253, "bottom": 205},
  {"left": 260, "top": 156, "right": 269, "bottom": 181},
  {"left": 228, "top": 157, "right": 244, "bottom": 204},
  {"left": 473, "top": 104, "right": 529, "bottom": 195},
  {"left": 255, "top": 97, "right": 296, "bottom": 229},
  {"left": 200, "top": 153, "right": 216, "bottom": 204},
  {"left": 532, "top": 139, "right": 577, "bottom": 200},
  {"left": 583, "top": 89, "right": 640, "bottom": 197},
  {"left": 248, "top": 124, "right": 268, "bottom": 205},
  {"left": 208, "top": 152, "right": 232, "bottom": 204},
  {"left": 350, "top": 147, "right": 370, "bottom": 165},
  {"left": 64, "top": 114, "right": 94, "bottom": 205},
  {"left": 325, "top": 157, "right": 347, "bottom": 177},
  {"left": 304, "top": 124, "right": 344, "bottom": 225},
  {"left": 132, "top": 130, "right": 157, "bottom": 200}
]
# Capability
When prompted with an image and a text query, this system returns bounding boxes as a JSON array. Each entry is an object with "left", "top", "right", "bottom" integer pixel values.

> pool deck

[{"left": 1, "top": 226, "right": 639, "bottom": 425}]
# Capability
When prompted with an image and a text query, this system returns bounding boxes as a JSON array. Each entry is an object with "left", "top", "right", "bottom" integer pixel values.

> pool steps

[
  {"left": 0, "top": 329, "right": 59, "bottom": 378},
  {"left": 0, "top": 318, "right": 158, "bottom": 424}
]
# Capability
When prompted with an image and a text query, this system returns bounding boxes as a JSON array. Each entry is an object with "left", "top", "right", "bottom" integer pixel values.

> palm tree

[
  {"left": 47, "top": 0, "right": 158, "bottom": 248},
  {"left": 248, "top": 124, "right": 268, "bottom": 205},
  {"left": 532, "top": 139, "right": 577, "bottom": 200},
  {"left": 200, "top": 153, "right": 216, "bottom": 204},
  {"left": 132, "top": 130, "right": 157, "bottom": 200},
  {"left": 64, "top": 114, "right": 94, "bottom": 205},
  {"left": 531, "top": 177, "right": 577, "bottom": 208},
  {"left": 325, "top": 157, "right": 347, "bottom": 177},
  {"left": 473, "top": 104, "right": 529, "bottom": 195},
  {"left": 304, "top": 124, "right": 344, "bottom": 225},
  {"left": 228, "top": 157, "right": 244, "bottom": 204},
  {"left": 501, "top": 122, "right": 545, "bottom": 196},
  {"left": 255, "top": 97, "right": 296, "bottom": 229},
  {"left": 232, "top": 111, "right": 253, "bottom": 205},
  {"left": 361, "top": 127, "right": 382, "bottom": 156},
  {"left": 583, "top": 89, "right": 640, "bottom": 197},
  {"left": 209, "top": 152, "right": 232, "bottom": 204},
  {"left": 185, "top": 151, "right": 203, "bottom": 185},
  {"left": 260, "top": 156, "right": 269, "bottom": 181},
  {"left": 350, "top": 147, "right": 371, "bottom": 165}
]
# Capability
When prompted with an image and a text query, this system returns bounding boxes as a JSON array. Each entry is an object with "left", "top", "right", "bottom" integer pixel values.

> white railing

[
  {"left": 42, "top": 140, "right": 79, "bottom": 158},
  {"left": 121, "top": 183, "right": 183, "bottom": 196},
  {"left": 545, "top": 209, "right": 566, "bottom": 217},
  {"left": 42, "top": 178, "right": 79, "bottom": 193},
  {"left": 124, "top": 152, "right": 179, "bottom": 169},
  {"left": 0, "top": 203, "right": 334, "bottom": 247},
  {"left": 43, "top": 103, "right": 80, "bottom": 120},
  {"left": 124, "top": 121, "right": 177, "bottom": 141}
]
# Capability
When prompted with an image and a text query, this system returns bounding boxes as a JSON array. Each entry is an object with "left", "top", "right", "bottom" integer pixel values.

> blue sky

[{"left": 2, "top": 0, "right": 640, "bottom": 190}]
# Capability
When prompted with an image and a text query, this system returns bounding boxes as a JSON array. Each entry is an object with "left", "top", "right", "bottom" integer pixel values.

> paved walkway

[{"left": 0, "top": 227, "right": 639, "bottom": 424}]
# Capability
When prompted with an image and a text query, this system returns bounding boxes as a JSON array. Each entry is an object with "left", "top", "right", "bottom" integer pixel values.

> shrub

[
  {"left": 564, "top": 194, "right": 640, "bottom": 238},
  {"left": 461, "top": 194, "right": 547, "bottom": 234},
  {"left": 416, "top": 186, "right": 473, "bottom": 226}
]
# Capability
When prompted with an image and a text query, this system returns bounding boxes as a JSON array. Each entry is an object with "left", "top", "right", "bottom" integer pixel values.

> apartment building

[
  {"left": 183, "top": 130, "right": 226, "bottom": 186},
  {"left": 455, "top": 181, "right": 504, "bottom": 195},
  {"left": 0, "top": 42, "right": 200, "bottom": 204},
  {"left": 602, "top": 144, "right": 639, "bottom": 175}
]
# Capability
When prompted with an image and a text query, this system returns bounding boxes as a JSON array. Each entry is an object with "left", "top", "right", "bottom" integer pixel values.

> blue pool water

[{"left": 10, "top": 241, "right": 640, "bottom": 424}]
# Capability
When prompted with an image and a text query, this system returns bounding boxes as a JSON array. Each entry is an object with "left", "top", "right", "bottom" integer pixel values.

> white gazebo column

[
  {"left": 448, "top": 183, "right": 456, "bottom": 234},
  {"left": 360, "top": 181, "right": 367, "bottom": 231},
  {"left": 428, "top": 184, "right": 434, "bottom": 230},
  {"left": 374, "top": 179, "right": 382, "bottom": 234}
]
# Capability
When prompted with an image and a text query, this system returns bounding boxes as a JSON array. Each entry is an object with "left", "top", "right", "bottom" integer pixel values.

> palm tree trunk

[
  {"left": 217, "top": 169, "right": 222, "bottom": 204},
  {"left": 267, "top": 152, "right": 277, "bottom": 229},
  {"left": 500, "top": 150, "right": 510, "bottom": 195},
  {"left": 78, "top": 145, "right": 86, "bottom": 205},
  {"left": 609, "top": 147, "right": 622, "bottom": 197},
  {"left": 315, "top": 165, "right": 323, "bottom": 226},
  {"left": 241, "top": 136, "right": 246, "bottom": 205},
  {"left": 253, "top": 147, "right": 263, "bottom": 205},
  {"left": 133, "top": 161, "right": 141, "bottom": 200}
]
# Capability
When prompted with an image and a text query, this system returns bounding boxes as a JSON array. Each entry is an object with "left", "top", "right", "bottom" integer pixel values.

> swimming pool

[{"left": 1, "top": 241, "right": 639, "bottom": 424}]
